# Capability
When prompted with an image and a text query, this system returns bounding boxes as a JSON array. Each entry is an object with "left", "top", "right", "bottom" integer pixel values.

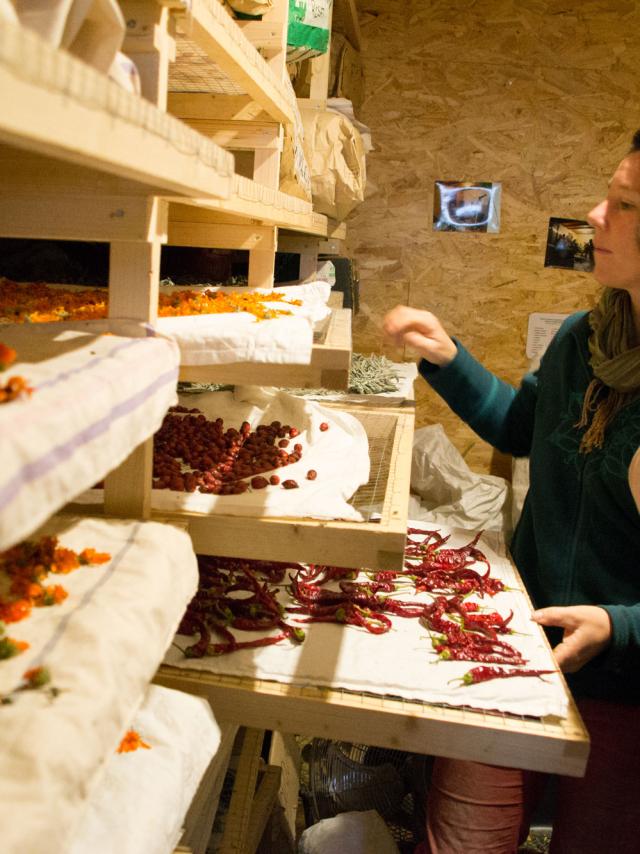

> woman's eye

[{"left": 620, "top": 200, "right": 635, "bottom": 210}]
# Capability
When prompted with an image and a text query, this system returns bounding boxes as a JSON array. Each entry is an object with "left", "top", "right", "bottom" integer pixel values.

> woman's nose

[{"left": 587, "top": 200, "right": 606, "bottom": 228}]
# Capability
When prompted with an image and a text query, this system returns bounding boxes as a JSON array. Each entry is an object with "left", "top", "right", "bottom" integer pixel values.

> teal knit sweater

[{"left": 419, "top": 312, "right": 640, "bottom": 702}]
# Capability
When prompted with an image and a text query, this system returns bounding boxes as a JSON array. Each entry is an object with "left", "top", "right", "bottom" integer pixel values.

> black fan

[{"left": 302, "top": 739, "right": 432, "bottom": 847}]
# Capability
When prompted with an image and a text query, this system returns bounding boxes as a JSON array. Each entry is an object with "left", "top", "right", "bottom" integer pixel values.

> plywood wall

[{"left": 346, "top": 0, "right": 640, "bottom": 475}]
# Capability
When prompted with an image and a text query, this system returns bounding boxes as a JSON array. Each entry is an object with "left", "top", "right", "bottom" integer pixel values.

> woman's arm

[{"left": 383, "top": 304, "right": 538, "bottom": 456}]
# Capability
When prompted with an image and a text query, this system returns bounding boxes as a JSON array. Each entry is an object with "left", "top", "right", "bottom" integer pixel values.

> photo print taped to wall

[
  {"left": 544, "top": 218, "right": 594, "bottom": 272},
  {"left": 433, "top": 181, "right": 501, "bottom": 233}
]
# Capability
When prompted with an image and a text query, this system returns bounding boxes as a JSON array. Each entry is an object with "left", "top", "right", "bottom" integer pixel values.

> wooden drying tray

[
  {"left": 155, "top": 668, "right": 589, "bottom": 779},
  {"left": 0, "top": 20, "right": 233, "bottom": 200},
  {"left": 179, "top": 307, "right": 352, "bottom": 391},
  {"left": 168, "top": 0, "right": 294, "bottom": 126},
  {"left": 167, "top": 186, "right": 347, "bottom": 243},
  {"left": 155, "top": 401, "right": 414, "bottom": 571}
]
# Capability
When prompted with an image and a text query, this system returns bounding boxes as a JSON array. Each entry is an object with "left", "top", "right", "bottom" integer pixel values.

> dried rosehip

[
  {"left": 278, "top": 439, "right": 289, "bottom": 448},
  {"left": 282, "top": 479, "right": 299, "bottom": 489},
  {"left": 289, "top": 427, "right": 300, "bottom": 438},
  {"left": 251, "top": 476, "right": 269, "bottom": 489},
  {"left": 319, "top": 422, "right": 329, "bottom": 431},
  {"left": 269, "top": 475, "right": 280, "bottom": 485},
  {"left": 306, "top": 470, "right": 317, "bottom": 480}
]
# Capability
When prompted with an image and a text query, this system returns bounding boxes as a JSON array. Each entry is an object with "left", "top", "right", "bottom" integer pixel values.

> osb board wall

[{"left": 346, "top": 0, "right": 640, "bottom": 476}]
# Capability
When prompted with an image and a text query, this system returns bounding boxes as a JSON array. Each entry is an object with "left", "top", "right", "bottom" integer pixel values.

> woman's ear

[{"left": 630, "top": 448, "right": 640, "bottom": 513}]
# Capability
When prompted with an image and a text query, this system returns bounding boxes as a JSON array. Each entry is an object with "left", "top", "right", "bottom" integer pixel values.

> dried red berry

[
  {"left": 306, "top": 470, "right": 317, "bottom": 480},
  {"left": 319, "top": 422, "right": 329, "bottom": 431},
  {"left": 282, "top": 479, "right": 299, "bottom": 489}
]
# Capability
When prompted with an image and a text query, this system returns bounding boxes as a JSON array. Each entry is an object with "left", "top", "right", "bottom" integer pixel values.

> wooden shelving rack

[{"left": 0, "top": 3, "right": 590, "bottom": 852}]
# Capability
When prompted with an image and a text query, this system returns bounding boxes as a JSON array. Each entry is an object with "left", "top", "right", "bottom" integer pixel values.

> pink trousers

[{"left": 421, "top": 698, "right": 640, "bottom": 854}]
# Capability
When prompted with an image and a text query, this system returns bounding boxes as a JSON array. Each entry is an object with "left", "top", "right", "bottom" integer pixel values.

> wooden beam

[
  {"left": 0, "top": 194, "right": 165, "bottom": 242},
  {"left": 168, "top": 218, "right": 276, "bottom": 251},
  {"left": 121, "top": 0, "right": 176, "bottom": 108}
]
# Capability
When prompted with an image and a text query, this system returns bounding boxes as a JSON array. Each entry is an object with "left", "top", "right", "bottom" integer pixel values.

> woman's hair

[{"left": 630, "top": 129, "right": 640, "bottom": 153}]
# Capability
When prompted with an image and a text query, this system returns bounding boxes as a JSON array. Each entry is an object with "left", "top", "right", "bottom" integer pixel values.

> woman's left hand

[{"left": 531, "top": 605, "right": 612, "bottom": 673}]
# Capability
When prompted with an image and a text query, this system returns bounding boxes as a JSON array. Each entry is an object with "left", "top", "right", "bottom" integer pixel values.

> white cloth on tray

[
  {"left": 68, "top": 685, "right": 221, "bottom": 854},
  {"left": 163, "top": 524, "right": 568, "bottom": 720},
  {"left": 0, "top": 321, "right": 179, "bottom": 550},
  {"left": 157, "top": 282, "right": 332, "bottom": 366},
  {"left": 0, "top": 516, "right": 199, "bottom": 854},
  {"left": 81, "top": 388, "right": 371, "bottom": 522}
]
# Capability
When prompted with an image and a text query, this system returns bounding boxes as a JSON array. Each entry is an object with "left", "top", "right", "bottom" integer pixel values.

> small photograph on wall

[
  {"left": 544, "top": 218, "right": 594, "bottom": 272},
  {"left": 433, "top": 181, "right": 501, "bottom": 233}
]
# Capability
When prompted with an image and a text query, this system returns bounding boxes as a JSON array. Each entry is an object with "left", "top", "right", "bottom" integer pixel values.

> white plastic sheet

[{"left": 410, "top": 425, "right": 512, "bottom": 533}]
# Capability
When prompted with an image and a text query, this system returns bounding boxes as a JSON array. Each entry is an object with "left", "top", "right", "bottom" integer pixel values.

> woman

[{"left": 383, "top": 133, "right": 640, "bottom": 853}]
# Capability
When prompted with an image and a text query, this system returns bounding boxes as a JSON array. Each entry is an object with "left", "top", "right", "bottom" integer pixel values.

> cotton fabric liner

[
  {"left": 68, "top": 685, "right": 221, "bottom": 854},
  {"left": 0, "top": 516, "right": 199, "bottom": 854},
  {"left": 82, "top": 387, "right": 371, "bottom": 522},
  {"left": 164, "top": 524, "right": 568, "bottom": 719},
  {"left": 157, "top": 281, "right": 332, "bottom": 366},
  {"left": 0, "top": 321, "right": 180, "bottom": 550}
]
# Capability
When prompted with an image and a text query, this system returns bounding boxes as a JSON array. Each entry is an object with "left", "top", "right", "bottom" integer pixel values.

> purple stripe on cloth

[
  {"left": 0, "top": 366, "right": 178, "bottom": 513},
  {"left": 25, "top": 524, "right": 141, "bottom": 675},
  {"left": 36, "top": 337, "right": 148, "bottom": 391}
]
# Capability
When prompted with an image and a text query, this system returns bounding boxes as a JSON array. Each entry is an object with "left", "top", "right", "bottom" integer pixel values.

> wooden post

[
  {"left": 104, "top": 199, "right": 167, "bottom": 519},
  {"left": 120, "top": 0, "right": 176, "bottom": 109}
]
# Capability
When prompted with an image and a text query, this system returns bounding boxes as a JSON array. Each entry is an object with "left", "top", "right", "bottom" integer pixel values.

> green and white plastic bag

[{"left": 287, "top": 0, "right": 332, "bottom": 61}]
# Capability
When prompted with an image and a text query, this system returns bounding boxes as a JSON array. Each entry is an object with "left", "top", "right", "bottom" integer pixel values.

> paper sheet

[
  {"left": 164, "top": 524, "right": 568, "bottom": 720},
  {"left": 0, "top": 516, "right": 199, "bottom": 854}
]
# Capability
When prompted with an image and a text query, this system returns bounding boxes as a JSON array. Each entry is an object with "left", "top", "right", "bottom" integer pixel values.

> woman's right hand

[{"left": 383, "top": 305, "right": 458, "bottom": 366}]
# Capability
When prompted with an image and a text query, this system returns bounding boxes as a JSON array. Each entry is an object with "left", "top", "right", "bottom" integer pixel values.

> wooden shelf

[
  {"left": 169, "top": 0, "right": 295, "bottom": 126},
  {"left": 156, "top": 668, "right": 589, "bottom": 779},
  {"left": 178, "top": 307, "right": 352, "bottom": 390},
  {"left": 0, "top": 20, "right": 234, "bottom": 200},
  {"left": 0, "top": 321, "right": 179, "bottom": 550},
  {"left": 155, "top": 402, "right": 414, "bottom": 571},
  {"left": 168, "top": 185, "right": 347, "bottom": 245}
]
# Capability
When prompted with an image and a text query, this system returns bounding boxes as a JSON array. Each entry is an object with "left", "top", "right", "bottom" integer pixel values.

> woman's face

[{"left": 587, "top": 152, "right": 640, "bottom": 295}]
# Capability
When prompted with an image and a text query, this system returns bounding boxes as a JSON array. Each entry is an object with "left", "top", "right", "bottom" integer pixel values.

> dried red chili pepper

[{"left": 455, "top": 666, "right": 557, "bottom": 685}]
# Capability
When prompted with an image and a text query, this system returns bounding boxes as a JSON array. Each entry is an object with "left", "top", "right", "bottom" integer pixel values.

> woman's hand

[
  {"left": 532, "top": 605, "right": 612, "bottom": 673},
  {"left": 382, "top": 305, "right": 458, "bottom": 366}
]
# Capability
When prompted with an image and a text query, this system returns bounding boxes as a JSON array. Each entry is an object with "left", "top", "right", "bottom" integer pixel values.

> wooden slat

[
  {"left": 267, "top": 733, "right": 301, "bottom": 844},
  {"left": 246, "top": 766, "right": 282, "bottom": 854},
  {"left": 155, "top": 668, "right": 590, "bottom": 779},
  {"left": 168, "top": 194, "right": 346, "bottom": 238},
  {"left": 178, "top": 307, "right": 352, "bottom": 391},
  {"left": 174, "top": 0, "right": 294, "bottom": 125},
  {"left": 179, "top": 721, "right": 239, "bottom": 854},
  {"left": 218, "top": 728, "right": 265, "bottom": 854},
  {"left": 0, "top": 21, "right": 233, "bottom": 199},
  {"left": 154, "top": 404, "right": 413, "bottom": 571},
  {"left": 168, "top": 217, "right": 276, "bottom": 250}
]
